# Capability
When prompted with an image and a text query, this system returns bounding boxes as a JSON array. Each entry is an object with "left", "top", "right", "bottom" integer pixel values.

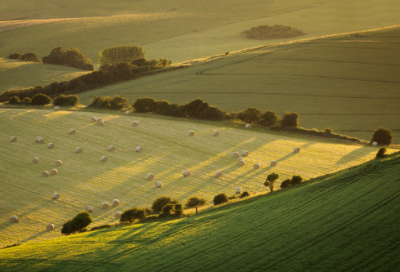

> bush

[
  {"left": 132, "top": 97, "right": 156, "bottom": 112},
  {"left": 31, "top": 93, "right": 51, "bottom": 105},
  {"left": 8, "top": 53, "right": 22, "bottom": 60},
  {"left": 153, "top": 100, "right": 171, "bottom": 113},
  {"left": 22, "top": 97, "right": 31, "bottom": 104},
  {"left": 181, "top": 98, "right": 210, "bottom": 117},
  {"left": 161, "top": 103, "right": 184, "bottom": 117},
  {"left": 237, "top": 107, "right": 263, "bottom": 124},
  {"left": 8, "top": 96, "right": 21, "bottom": 104},
  {"left": 120, "top": 208, "right": 147, "bottom": 223},
  {"left": 264, "top": 172, "right": 280, "bottom": 192},
  {"left": 371, "top": 127, "right": 393, "bottom": 146},
  {"left": 324, "top": 127, "right": 333, "bottom": 134},
  {"left": 376, "top": 147, "right": 387, "bottom": 158},
  {"left": 280, "top": 179, "right": 291, "bottom": 189},
  {"left": 242, "top": 24, "right": 305, "bottom": 40},
  {"left": 43, "top": 47, "right": 94, "bottom": 71},
  {"left": 290, "top": 175, "right": 303, "bottom": 186},
  {"left": 151, "top": 196, "right": 178, "bottom": 212},
  {"left": 87, "top": 95, "right": 129, "bottom": 110},
  {"left": 213, "top": 193, "right": 229, "bottom": 206},
  {"left": 240, "top": 191, "right": 250, "bottom": 198},
  {"left": 175, "top": 204, "right": 184, "bottom": 215},
  {"left": 198, "top": 106, "right": 226, "bottom": 121},
  {"left": 99, "top": 45, "right": 146, "bottom": 66},
  {"left": 185, "top": 196, "right": 207, "bottom": 208},
  {"left": 162, "top": 204, "right": 174, "bottom": 215},
  {"left": 21, "top": 53, "right": 40, "bottom": 62},
  {"left": 281, "top": 111, "right": 299, "bottom": 127},
  {"left": 54, "top": 94, "right": 79, "bottom": 106},
  {"left": 258, "top": 111, "right": 279, "bottom": 126},
  {"left": 61, "top": 212, "right": 93, "bottom": 235},
  {"left": 159, "top": 58, "right": 172, "bottom": 67}
]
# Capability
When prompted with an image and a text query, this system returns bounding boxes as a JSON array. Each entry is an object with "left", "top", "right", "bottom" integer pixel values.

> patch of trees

[
  {"left": 280, "top": 175, "right": 303, "bottom": 189},
  {"left": 87, "top": 95, "right": 129, "bottom": 110},
  {"left": 242, "top": 24, "right": 306, "bottom": 40},
  {"left": 8, "top": 52, "right": 40, "bottom": 62},
  {"left": 99, "top": 45, "right": 146, "bottom": 66},
  {"left": 7, "top": 94, "right": 80, "bottom": 107},
  {"left": 42, "top": 47, "right": 94, "bottom": 71},
  {"left": 61, "top": 211, "right": 93, "bottom": 235}
]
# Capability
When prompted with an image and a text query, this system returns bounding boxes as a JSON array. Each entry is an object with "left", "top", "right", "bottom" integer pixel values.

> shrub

[
  {"left": 213, "top": 193, "right": 229, "bottom": 206},
  {"left": 237, "top": 107, "right": 263, "bottom": 124},
  {"left": 185, "top": 196, "right": 207, "bottom": 208},
  {"left": 151, "top": 196, "right": 178, "bottom": 212},
  {"left": 120, "top": 208, "right": 147, "bottom": 223},
  {"left": 54, "top": 94, "right": 79, "bottom": 106},
  {"left": 61, "top": 220, "right": 74, "bottom": 235},
  {"left": 131, "top": 58, "right": 149, "bottom": 67},
  {"left": 31, "top": 93, "right": 51, "bottom": 105},
  {"left": 148, "top": 59, "right": 161, "bottom": 68},
  {"left": 242, "top": 24, "right": 305, "bottom": 40},
  {"left": 376, "top": 147, "right": 387, "bottom": 158},
  {"left": 181, "top": 98, "right": 210, "bottom": 117},
  {"left": 161, "top": 103, "right": 184, "bottom": 117},
  {"left": 8, "top": 96, "right": 21, "bottom": 104},
  {"left": 22, "top": 97, "right": 31, "bottom": 104},
  {"left": 162, "top": 204, "right": 174, "bottom": 215},
  {"left": 198, "top": 106, "right": 226, "bottom": 121},
  {"left": 281, "top": 111, "right": 299, "bottom": 127},
  {"left": 371, "top": 127, "right": 393, "bottom": 145},
  {"left": 240, "top": 191, "right": 250, "bottom": 198},
  {"left": 280, "top": 179, "right": 291, "bottom": 189},
  {"left": 258, "top": 111, "right": 279, "bottom": 126},
  {"left": 290, "top": 175, "right": 303, "bottom": 186},
  {"left": 324, "top": 127, "right": 333, "bottom": 134},
  {"left": 99, "top": 45, "right": 146, "bottom": 66},
  {"left": 42, "top": 47, "right": 94, "bottom": 71},
  {"left": 87, "top": 95, "right": 129, "bottom": 110},
  {"left": 21, "top": 53, "right": 40, "bottom": 62},
  {"left": 61, "top": 212, "right": 93, "bottom": 235},
  {"left": 132, "top": 97, "right": 156, "bottom": 112},
  {"left": 264, "top": 172, "right": 280, "bottom": 192},
  {"left": 175, "top": 204, "right": 184, "bottom": 215},
  {"left": 153, "top": 100, "right": 171, "bottom": 113},
  {"left": 8, "top": 53, "right": 22, "bottom": 60},
  {"left": 159, "top": 58, "right": 172, "bottom": 67}
]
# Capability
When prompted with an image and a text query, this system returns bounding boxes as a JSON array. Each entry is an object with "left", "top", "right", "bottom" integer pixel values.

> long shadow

[{"left": 334, "top": 145, "right": 373, "bottom": 166}]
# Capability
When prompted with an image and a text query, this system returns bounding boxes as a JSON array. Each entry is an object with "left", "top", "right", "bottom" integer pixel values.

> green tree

[
  {"left": 120, "top": 208, "right": 147, "bottom": 223},
  {"left": 371, "top": 127, "right": 393, "bottom": 145},
  {"left": 185, "top": 196, "right": 207, "bottom": 208},
  {"left": 21, "top": 53, "right": 40, "bottom": 62},
  {"left": 264, "top": 173, "right": 280, "bottom": 192},
  {"left": 99, "top": 45, "right": 146, "bottom": 66},
  {"left": 31, "top": 93, "right": 51, "bottom": 105},
  {"left": 237, "top": 107, "right": 263, "bottom": 124},
  {"left": 281, "top": 111, "right": 299, "bottom": 127},
  {"left": 258, "top": 110, "right": 279, "bottom": 126}
]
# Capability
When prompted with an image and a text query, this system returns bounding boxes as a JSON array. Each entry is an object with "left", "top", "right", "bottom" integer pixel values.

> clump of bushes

[
  {"left": 213, "top": 193, "right": 229, "bottom": 206},
  {"left": 120, "top": 207, "right": 147, "bottom": 223},
  {"left": 99, "top": 45, "right": 146, "bottom": 66},
  {"left": 280, "top": 175, "right": 304, "bottom": 189},
  {"left": 42, "top": 47, "right": 94, "bottom": 71},
  {"left": 61, "top": 211, "right": 93, "bottom": 235},
  {"left": 22, "top": 97, "right": 31, "bottom": 104},
  {"left": 8, "top": 96, "right": 21, "bottom": 104},
  {"left": 87, "top": 95, "right": 129, "bottom": 110},
  {"left": 376, "top": 147, "right": 387, "bottom": 158},
  {"left": 371, "top": 127, "right": 393, "bottom": 146},
  {"left": 185, "top": 196, "right": 207, "bottom": 208},
  {"left": 242, "top": 24, "right": 305, "bottom": 40},
  {"left": 31, "top": 93, "right": 51, "bottom": 106},
  {"left": 151, "top": 196, "right": 179, "bottom": 212},
  {"left": 8, "top": 52, "right": 40, "bottom": 62},
  {"left": 240, "top": 191, "right": 250, "bottom": 198},
  {"left": 54, "top": 94, "right": 79, "bottom": 106}
]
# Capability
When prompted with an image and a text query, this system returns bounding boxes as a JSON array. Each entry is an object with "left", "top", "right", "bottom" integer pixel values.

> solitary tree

[
  {"left": 371, "top": 127, "right": 393, "bottom": 145},
  {"left": 264, "top": 173, "right": 280, "bottom": 192}
]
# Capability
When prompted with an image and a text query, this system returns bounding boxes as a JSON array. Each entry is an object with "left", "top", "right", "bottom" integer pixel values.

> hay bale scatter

[
  {"left": 86, "top": 206, "right": 94, "bottom": 212},
  {"left": 183, "top": 170, "right": 191, "bottom": 177},
  {"left": 102, "top": 202, "right": 109, "bottom": 209},
  {"left": 188, "top": 130, "right": 195, "bottom": 136},
  {"left": 36, "top": 136, "right": 44, "bottom": 144},
  {"left": 10, "top": 216, "right": 20, "bottom": 223},
  {"left": 50, "top": 169, "right": 58, "bottom": 175},
  {"left": 236, "top": 187, "right": 242, "bottom": 194},
  {"left": 242, "top": 150, "right": 249, "bottom": 157},
  {"left": 147, "top": 173, "right": 154, "bottom": 180},
  {"left": 10, "top": 136, "right": 17, "bottom": 142},
  {"left": 46, "top": 224, "right": 55, "bottom": 231},
  {"left": 238, "top": 159, "right": 245, "bottom": 166},
  {"left": 97, "top": 119, "right": 104, "bottom": 126},
  {"left": 91, "top": 116, "right": 98, "bottom": 122},
  {"left": 213, "top": 131, "right": 219, "bottom": 137},
  {"left": 55, "top": 160, "right": 62, "bottom": 166},
  {"left": 108, "top": 145, "right": 115, "bottom": 151},
  {"left": 270, "top": 160, "right": 277, "bottom": 167},
  {"left": 136, "top": 146, "right": 142, "bottom": 152},
  {"left": 54, "top": 106, "right": 60, "bottom": 111},
  {"left": 125, "top": 110, "right": 131, "bottom": 116},
  {"left": 47, "top": 143, "right": 55, "bottom": 149},
  {"left": 233, "top": 152, "right": 240, "bottom": 158},
  {"left": 114, "top": 212, "right": 122, "bottom": 219},
  {"left": 101, "top": 156, "right": 108, "bottom": 162},
  {"left": 155, "top": 181, "right": 162, "bottom": 188},
  {"left": 76, "top": 147, "right": 83, "bottom": 153},
  {"left": 52, "top": 193, "right": 60, "bottom": 200},
  {"left": 32, "top": 157, "right": 39, "bottom": 164},
  {"left": 293, "top": 147, "right": 300, "bottom": 153},
  {"left": 42, "top": 170, "right": 49, "bottom": 177},
  {"left": 215, "top": 171, "right": 222, "bottom": 178},
  {"left": 132, "top": 120, "right": 139, "bottom": 127},
  {"left": 112, "top": 199, "right": 120, "bottom": 206},
  {"left": 254, "top": 163, "right": 261, "bottom": 170},
  {"left": 69, "top": 129, "right": 75, "bottom": 135}
]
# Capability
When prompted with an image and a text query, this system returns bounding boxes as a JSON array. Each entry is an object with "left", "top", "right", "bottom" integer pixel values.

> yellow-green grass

[
  {"left": 1, "top": 151, "right": 400, "bottom": 271},
  {"left": 0, "top": 58, "right": 89, "bottom": 95},
  {"left": 0, "top": 0, "right": 399, "bottom": 65},
  {"left": 0, "top": 108, "right": 397, "bottom": 247},
  {"left": 76, "top": 26, "right": 400, "bottom": 141}
]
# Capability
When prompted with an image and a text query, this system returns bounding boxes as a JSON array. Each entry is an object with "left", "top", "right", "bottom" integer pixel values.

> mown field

[
  {"left": 1, "top": 149, "right": 399, "bottom": 271},
  {"left": 75, "top": 26, "right": 400, "bottom": 142},
  {"left": 0, "top": 108, "right": 394, "bottom": 247},
  {"left": 0, "top": 58, "right": 89, "bottom": 94}
]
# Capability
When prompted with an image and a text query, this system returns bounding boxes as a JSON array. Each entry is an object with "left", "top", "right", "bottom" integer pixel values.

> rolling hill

[
  {"left": 1, "top": 145, "right": 399, "bottom": 271},
  {"left": 0, "top": 108, "right": 395, "bottom": 247}
]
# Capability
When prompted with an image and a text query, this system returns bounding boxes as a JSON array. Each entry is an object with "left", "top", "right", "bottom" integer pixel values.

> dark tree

[
  {"left": 376, "top": 147, "right": 387, "bottom": 158},
  {"left": 264, "top": 173, "right": 280, "bottom": 192},
  {"left": 281, "top": 111, "right": 299, "bottom": 127},
  {"left": 185, "top": 196, "right": 207, "bottom": 208},
  {"left": 213, "top": 193, "right": 229, "bottom": 205},
  {"left": 258, "top": 110, "right": 279, "bottom": 126},
  {"left": 371, "top": 127, "right": 393, "bottom": 146}
]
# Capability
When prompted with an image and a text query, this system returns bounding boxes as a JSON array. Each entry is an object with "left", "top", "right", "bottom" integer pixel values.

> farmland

[
  {"left": 0, "top": 108, "right": 395, "bottom": 247},
  {"left": 1, "top": 147, "right": 399, "bottom": 271}
]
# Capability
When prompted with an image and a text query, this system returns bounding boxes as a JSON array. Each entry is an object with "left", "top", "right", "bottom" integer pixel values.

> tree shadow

[{"left": 334, "top": 146, "right": 373, "bottom": 166}]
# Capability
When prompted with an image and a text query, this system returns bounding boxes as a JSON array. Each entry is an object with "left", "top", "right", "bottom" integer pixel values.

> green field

[
  {"left": 1, "top": 147, "right": 399, "bottom": 271},
  {"left": 74, "top": 26, "right": 400, "bottom": 142},
  {"left": 1, "top": 108, "right": 395, "bottom": 247}
]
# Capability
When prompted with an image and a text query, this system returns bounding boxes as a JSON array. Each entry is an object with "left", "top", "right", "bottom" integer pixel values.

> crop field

[
  {"left": 76, "top": 26, "right": 400, "bottom": 141},
  {"left": 1, "top": 149, "right": 399, "bottom": 271},
  {"left": 0, "top": 0, "right": 399, "bottom": 67},
  {"left": 0, "top": 108, "right": 395, "bottom": 247},
  {"left": 0, "top": 58, "right": 89, "bottom": 94}
]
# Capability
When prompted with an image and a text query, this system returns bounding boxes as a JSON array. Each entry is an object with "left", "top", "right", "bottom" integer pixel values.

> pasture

[
  {"left": 0, "top": 108, "right": 394, "bottom": 247},
  {"left": 1, "top": 148, "right": 399, "bottom": 271}
]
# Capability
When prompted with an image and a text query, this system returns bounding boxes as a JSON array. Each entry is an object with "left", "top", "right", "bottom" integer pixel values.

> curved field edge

[
  {"left": 1, "top": 152, "right": 400, "bottom": 271},
  {"left": 0, "top": 109, "right": 396, "bottom": 246}
]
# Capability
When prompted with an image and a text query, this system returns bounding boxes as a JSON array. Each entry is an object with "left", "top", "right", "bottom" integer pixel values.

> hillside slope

[
  {"left": 0, "top": 108, "right": 393, "bottom": 247},
  {"left": 1, "top": 151, "right": 399, "bottom": 271}
]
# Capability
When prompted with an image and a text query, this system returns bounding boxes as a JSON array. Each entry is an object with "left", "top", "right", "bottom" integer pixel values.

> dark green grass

[{"left": 1, "top": 153, "right": 399, "bottom": 271}]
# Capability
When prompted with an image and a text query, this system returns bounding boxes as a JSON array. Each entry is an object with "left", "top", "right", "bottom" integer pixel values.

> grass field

[
  {"left": 0, "top": 58, "right": 89, "bottom": 94},
  {"left": 75, "top": 26, "right": 400, "bottom": 142},
  {"left": 1, "top": 148, "right": 399, "bottom": 271},
  {"left": 0, "top": 108, "right": 395, "bottom": 247}
]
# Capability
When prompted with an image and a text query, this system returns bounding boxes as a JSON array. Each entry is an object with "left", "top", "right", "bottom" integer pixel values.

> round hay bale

[
  {"left": 46, "top": 223, "right": 55, "bottom": 231},
  {"left": 102, "top": 202, "right": 109, "bottom": 209},
  {"left": 293, "top": 147, "right": 300, "bottom": 153},
  {"left": 54, "top": 106, "right": 60, "bottom": 111},
  {"left": 132, "top": 120, "right": 139, "bottom": 127},
  {"left": 215, "top": 171, "right": 222, "bottom": 178},
  {"left": 10, "top": 215, "right": 19, "bottom": 223},
  {"left": 242, "top": 150, "right": 249, "bottom": 157},
  {"left": 101, "top": 156, "right": 108, "bottom": 162},
  {"left": 91, "top": 116, "right": 98, "bottom": 122},
  {"left": 270, "top": 160, "right": 277, "bottom": 167},
  {"left": 32, "top": 157, "right": 39, "bottom": 164},
  {"left": 52, "top": 193, "right": 60, "bottom": 200},
  {"left": 55, "top": 160, "right": 62, "bottom": 166},
  {"left": 69, "top": 129, "right": 75, "bottom": 135},
  {"left": 76, "top": 147, "right": 83, "bottom": 153},
  {"left": 233, "top": 152, "right": 240, "bottom": 158},
  {"left": 254, "top": 163, "right": 261, "bottom": 170},
  {"left": 97, "top": 119, "right": 104, "bottom": 126},
  {"left": 238, "top": 158, "right": 244, "bottom": 162},
  {"left": 238, "top": 160, "right": 245, "bottom": 166},
  {"left": 136, "top": 146, "right": 142, "bottom": 152},
  {"left": 36, "top": 136, "right": 44, "bottom": 143},
  {"left": 188, "top": 130, "right": 195, "bottom": 136},
  {"left": 245, "top": 123, "right": 252, "bottom": 129},
  {"left": 114, "top": 212, "right": 122, "bottom": 219},
  {"left": 183, "top": 170, "right": 190, "bottom": 177},
  {"left": 155, "top": 181, "right": 162, "bottom": 188},
  {"left": 125, "top": 110, "right": 131, "bottom": 116},
  {"left": 108, "top": 145, "right": 115, "bottom": 151},
  {"left": 236, "top": 187, "right": 242, "bottom": 194},
  {"left": 112, "top": 199, "right": 120, "bottom": 207},
  {"left": 42, "top": 170, "right": 49, "bottom": 177},
  {"left": 47, "top": 143, "right": 55, "bottom": 149},
  {"left": 10, "top": 136, "right": 17, "bottom": 142},
  {"left": 372, "top": 141, "right": 378, "bottom": 146},
  {"left": 147, "top": 173, "right": 154, "bottom": 180},
  {"left": 213, "top": 131, "right": 219, "bottom": 137},
  {"left": 86, "top": 206, "right": 93, "bottom": 213},
  {"left": 50, "top": 169, "right": 58, "bottom": 175}
]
